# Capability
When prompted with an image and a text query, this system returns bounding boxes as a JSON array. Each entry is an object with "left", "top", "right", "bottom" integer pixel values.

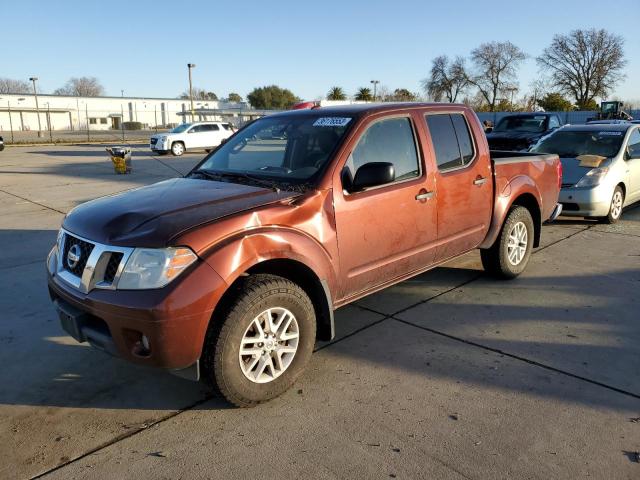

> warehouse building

[{"left": 0, "top": 93, "right": 249, "bottom": 132}]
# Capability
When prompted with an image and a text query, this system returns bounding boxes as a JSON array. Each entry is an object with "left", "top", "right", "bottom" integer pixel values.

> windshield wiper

[{"left": 191, "top": 169, "right": 282, "bottom": 192}]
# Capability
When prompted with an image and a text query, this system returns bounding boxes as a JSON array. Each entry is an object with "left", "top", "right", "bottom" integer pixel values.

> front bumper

[
  {"left": 48, "top": 256, "right": 228, "bottom": 374},
  {"left": 150, "top": 138, "right": 168, "bottom": 152},
  {"left": 558, "top": 185, "right": 612, "bottom": 217}
]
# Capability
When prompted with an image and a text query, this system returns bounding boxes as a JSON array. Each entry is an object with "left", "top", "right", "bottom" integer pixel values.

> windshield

[
  {"left": 194, "top": 114, "right": 352, "bottom": 188},
  {"left": 494, "top": 116, "right": 547, "bottom": 133},
  {"left": 170, "top": 123, "right": 192, "bottom": 133},
  {"left": 531, "top": 130, "right": 625, "bottom": 158}
]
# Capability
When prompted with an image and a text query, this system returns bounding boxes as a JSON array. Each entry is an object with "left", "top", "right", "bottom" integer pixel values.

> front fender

[
  {"left": 201, "top": 227, "right": 338, "bottom": 296},
  {"left": 479, "top": 175, "right": 542, "bottom": 249}
]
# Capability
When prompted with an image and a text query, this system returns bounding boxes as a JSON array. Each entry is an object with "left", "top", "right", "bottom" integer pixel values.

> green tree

[
  {"left": 227, "top": 92, "right": 243, "bottom": 103},
  {"left": 391, "top": 88, "right": 417, "bottom": 101},
  {"left": 327, "top": 86, "right": 347, "bottom": 100},
  {"left": 579, "top": 99, "right": 599, "bottom": 111},
  {"left": 247, "top": 85, "right": 300, "bottom": 109},
  {"left": 537, "top": 93, "right": 574, "bottom": 111},
  {"left": 354, "top": 87, "right": 372, "bottom": 101}
]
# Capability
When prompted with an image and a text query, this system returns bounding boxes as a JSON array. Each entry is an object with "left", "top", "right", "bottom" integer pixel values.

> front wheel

[
  {"left": 201, "top": 274, "right": 316, "bottom": 407},
  {"left": 599, "top": 186, "right": 624, "bottom": 224},
  {"left": 171, "top": 141, "right": 185, "bottom": 156},
  {"left": 481, "top": 205, "right": 534, "bottom": 279}
]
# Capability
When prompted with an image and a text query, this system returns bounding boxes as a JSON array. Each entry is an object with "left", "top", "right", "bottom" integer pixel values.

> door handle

[
  {"left": 415, "top": 191, "right": 434, "bottom": 201},
  {"left": 473, "top": 176, "right": 487, "bottom": 186}
]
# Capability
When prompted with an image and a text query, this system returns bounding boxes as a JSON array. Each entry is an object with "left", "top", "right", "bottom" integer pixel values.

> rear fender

[{"left": 479, "top": 175, "right": 542, "bottom": 249}]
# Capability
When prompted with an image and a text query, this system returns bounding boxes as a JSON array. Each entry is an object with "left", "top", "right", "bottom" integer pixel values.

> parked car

[
  {"left": 47, "top": 104, "right": 562, "bottom": 407},
  {"left": 0, "top": 135, "right": 4, "bottom": 151},
  {"left": 150, "top": 122, "right": 235, "bottom": 156},
  {"left": 531, "top": 123, "right": 640, "bottom": 223},
  {"left": 486, "top": 113, "right": 562, "bottom": 151}
]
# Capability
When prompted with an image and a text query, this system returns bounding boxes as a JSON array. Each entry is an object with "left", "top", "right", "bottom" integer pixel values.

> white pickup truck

[{"left": 150, "top": 122, "right": 235, "bottom": 156}]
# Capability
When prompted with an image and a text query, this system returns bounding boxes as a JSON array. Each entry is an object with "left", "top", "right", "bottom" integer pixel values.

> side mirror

[{"left": 351, "top": 162, "right": 395, "bottom": 192}]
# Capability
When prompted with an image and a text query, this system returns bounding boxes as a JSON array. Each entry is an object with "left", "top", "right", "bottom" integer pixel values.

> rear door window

[
  {"left": 628, "top": 128, "right": 640, "bottom": 157},
  {"left": 426, "top": 114, "right": 463, "bottom": 170},
  {"left": 346, "top": 117, "right": 420, "bottom": 183}
]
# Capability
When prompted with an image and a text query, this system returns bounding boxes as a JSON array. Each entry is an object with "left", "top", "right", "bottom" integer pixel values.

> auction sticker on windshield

[
  {"left": 598, "top": 131, "right": 623, "bottom": 136},
  {"left": 313, "top": 117, "right": 352, "bottom": 127}
]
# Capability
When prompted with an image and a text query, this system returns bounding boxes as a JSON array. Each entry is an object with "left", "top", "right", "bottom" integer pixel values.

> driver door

[
  {"left": 332, "top": 113, "right": 438, "bottom": 301},
  {"left": 626, "top": 128, "right": 640, "bottom": 202}
]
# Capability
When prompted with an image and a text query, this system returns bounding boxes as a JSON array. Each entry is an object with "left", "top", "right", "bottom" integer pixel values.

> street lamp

[
  {"left": 187, "top": 63, "right": 196, "bottom": 122},
  {"left": 29, "top": 76, "right": 43, "bottom": 137},
  {"left": 370, "top": 80, "right": 380, "bottom": 102}
]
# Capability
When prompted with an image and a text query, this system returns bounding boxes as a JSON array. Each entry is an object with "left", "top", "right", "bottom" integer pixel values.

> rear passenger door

[
  {"left": 202, "top": 124, "right": 223, "bottom": 147},
  {"left": 424, "top": 112, "right": 492, "bottom": 261},
  {"left": 333, "top": 113, "right": 438, "bottom": 300}
]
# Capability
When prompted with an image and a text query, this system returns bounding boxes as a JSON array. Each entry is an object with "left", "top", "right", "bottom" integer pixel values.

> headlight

[
  {"left": 575, "top": 167, "right": 609, "bottom": 188},
  {"left": 160, "top": 136, "right": 168, "bottom": 142},
  {"left": 117, "top": 247, "right": 197, "bottom": 289}
]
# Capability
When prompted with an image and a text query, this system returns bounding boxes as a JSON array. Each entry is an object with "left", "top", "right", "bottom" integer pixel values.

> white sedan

[{"left": 150, "top": 122, "right": 235, "bottom": 156}]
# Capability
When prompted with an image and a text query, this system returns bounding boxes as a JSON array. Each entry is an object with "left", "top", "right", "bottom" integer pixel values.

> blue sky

[{"left": 4, "top": 0, "right": 639, "bottom": 102}]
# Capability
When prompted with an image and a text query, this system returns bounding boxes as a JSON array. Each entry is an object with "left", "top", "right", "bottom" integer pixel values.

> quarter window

[
  {"left": 346, "top": 117, "right": 420, "bottom": 182},
  {"left": 549, "top": 116, "right": 560, "bottom": 129}
]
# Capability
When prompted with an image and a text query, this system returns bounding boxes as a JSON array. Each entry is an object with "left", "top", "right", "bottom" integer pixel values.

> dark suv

[{"left": 486, "top": 113, "right": 561, "bottom": 151}]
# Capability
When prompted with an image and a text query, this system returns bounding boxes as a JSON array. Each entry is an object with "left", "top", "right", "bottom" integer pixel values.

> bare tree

[
  {"left": 0, "top": 78, "right": 31, "bottom": 94},
  {"left": 537, "top": 29, "right": 626, "bottom": 109},
  {"left": 422, "top": 56, "right": 469, "bottom": 102},
  {"left": 54, "top": 77, "right": 105, "bottom": 96},
  {"left": 465, "top": 41, "right": 527, "bottom": 111},
  {"left": 179, "top": 88, "right": 218, "bottom": 101}
]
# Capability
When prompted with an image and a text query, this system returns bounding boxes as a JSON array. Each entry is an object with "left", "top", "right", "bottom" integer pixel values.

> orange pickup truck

[{"left": 47, "top": 104, "right": 562, "bottom": 406}]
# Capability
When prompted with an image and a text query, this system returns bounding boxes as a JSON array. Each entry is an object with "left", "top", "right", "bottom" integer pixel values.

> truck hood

[{"left": 62, "top": 178, "right": 300, "bottom": 247}]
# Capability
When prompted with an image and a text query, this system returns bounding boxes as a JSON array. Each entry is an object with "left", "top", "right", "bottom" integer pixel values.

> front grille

[
  {"left": 150, "top": 138, "right": 157, "bottom": 145},
  {"left": 63, "top": 235, "right": 95, "bottom": 277},
  {"left": 104, "top": 252, "right": 123, "bottom": 284}
]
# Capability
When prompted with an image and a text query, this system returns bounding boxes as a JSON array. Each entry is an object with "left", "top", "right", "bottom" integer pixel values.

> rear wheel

[
  {"left": 599, "top": 186, "right": 624, "bottom": 224},
  {"left": 201, "top": 274, "right": 316, "bottom": 407},
  {"left": 481, "top": 206, "right": 534, "bottom": 279},
  {"left": 171, "top": 142, "right": 185, "bottom": 156}
]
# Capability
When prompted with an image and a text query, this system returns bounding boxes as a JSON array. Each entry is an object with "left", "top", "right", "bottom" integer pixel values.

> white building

[{"left": 0, "top": 93, "right": 250, "bottom": 132}]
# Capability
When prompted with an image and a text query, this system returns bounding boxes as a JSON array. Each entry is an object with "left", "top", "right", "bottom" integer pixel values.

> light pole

[
  {"left": 29, "top": 76, "right": 43, "bottom": 137},
  {"left": 187, "top": 63, "right": 196, "bottom": 123},
  {"left": 370, "top": 80, "right": 380, "bottom": 102}
]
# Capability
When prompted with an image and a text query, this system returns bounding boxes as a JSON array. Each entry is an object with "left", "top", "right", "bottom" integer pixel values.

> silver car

[{"left": 530, "top": 124, "right": 640, "bottom": 223}]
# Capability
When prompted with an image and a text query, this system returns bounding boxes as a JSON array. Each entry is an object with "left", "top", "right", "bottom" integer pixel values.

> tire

[
  {"left": 481, "top": 205, "right": 534, "bottom": 279},
  {"left": 171, "top": 142, "right": 185, "bottom": 156},
  {"left": 201, "top": 274, "right": 316, "bottom": 407},
  {"left": 598, "top": 186, "right": 624, "bottom": 224}
]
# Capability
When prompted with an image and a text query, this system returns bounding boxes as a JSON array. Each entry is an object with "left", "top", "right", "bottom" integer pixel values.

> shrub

[{"left": 122, "top": 121, "right": 143, "bottom": 130}]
